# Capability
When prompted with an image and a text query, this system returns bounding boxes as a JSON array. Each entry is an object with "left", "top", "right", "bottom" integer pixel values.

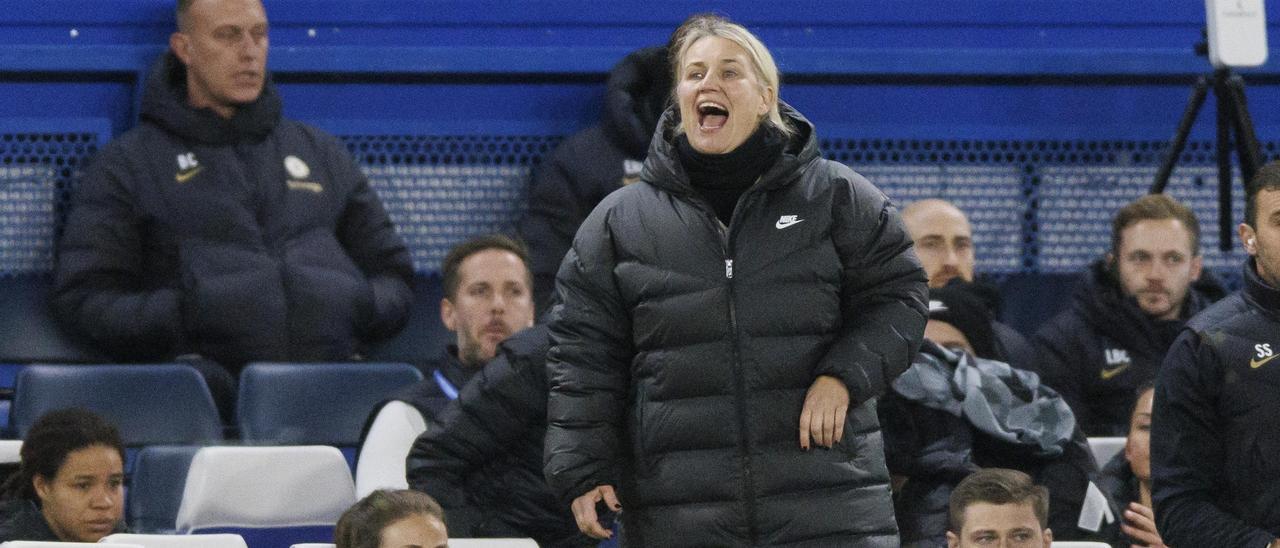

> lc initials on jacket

[
  {"left": 53, "top": 53, "right": 413, "bottom": 367},
  {"left": 544, "top": 104, "right": 929, "bottom": 547}
]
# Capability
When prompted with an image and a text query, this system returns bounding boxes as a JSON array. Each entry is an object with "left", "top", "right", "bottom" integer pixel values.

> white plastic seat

[
  {"left": 175, "top": 446, "right": 355, "bottom": 532},
  {"left": 288, "top": 544, "right": 335, "bottom": 548},
  {"left": 446, "top": 540, "right": 538, "bottom": 547},
  {"left": 100, "top": 535, "right": 246, "bottom": 548},
  {"left": 1087, "top": 436, "right": 1126, "bottom": 466},
  {"left": 354, "top": 400, "right": 428, "bottom": 498},
  {"left": 0, "top": 439, "right": 22, "bottom": 464}
]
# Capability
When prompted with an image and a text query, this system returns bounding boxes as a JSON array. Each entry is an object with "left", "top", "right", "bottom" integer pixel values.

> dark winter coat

[
  {"left": 879, "top": 342, "right": 1099, "bottom": 547},
  {"left": 405, "top": 326, "right": 592, "bottom": 548},
  {"left": 518, "top": 47, "right": 671, "bottom": 313},
  {"left": 1094, "top": 452, "right": 1142, "bottom": 548},
  {"left": 1032, "top": 259, "right": 1225, "bottom": 435},
  {"left": 0, "top": 499, "right": 126, "bottom": 541},
  {"left": 544, "top": 104, "right": 929, "bottom": 547},
  {"left": 53, "top": 53, "right": 413, "bottom": 369},
  {"left": 357, "top": 348, "right": 475, "bottom": 453},
  {"left": 1152, "top": 259, "right": 1280, "bottom": 547}
]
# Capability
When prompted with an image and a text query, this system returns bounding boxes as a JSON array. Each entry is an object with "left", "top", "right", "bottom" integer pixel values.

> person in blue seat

[
  {"left": 1152, "top": 161, "right": 1280, "bottom": 547},
  {"left": 545, "top": 13, "right": 927, "bottom": 546},
  {"left": 51, "top": 0, "right": 414, "bottom": 418},
  {"left": 901, "top": 198, "right": 1036, "bottom": 372},
  {"left": 0, "top": 408, "right": 126, "bottom": 542},
  {"left": 356, "top": 235, "right": 534, "bottom": 494},
  {"left": 1032, "top": 193, "right": 1225, "bottom": 436},
  {"left": 518, "top": 44, "right": 672, "bottom": 315},
  {"left": 335, "top": 489, "right": 447, "bottom": 548}
]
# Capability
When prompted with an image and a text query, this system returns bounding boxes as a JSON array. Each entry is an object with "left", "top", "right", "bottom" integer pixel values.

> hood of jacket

[
  {"left": 601, "top": 46, "right": 672, "bottom": 160},
  {"left": 640, "top": 101, "right": 820, "bottom": 203},
  {"left": 140, "top": 51, "right": 282, "bottom": 146},
  {"left": 1072, "top": 258, "right": 1226, "bottom": 356}
]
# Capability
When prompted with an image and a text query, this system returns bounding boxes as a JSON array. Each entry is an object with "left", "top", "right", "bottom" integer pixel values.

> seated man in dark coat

[
  {"left": 52, "top": 0, "right": 414, "bottom": 415},
  {"left": 355, "top": 234, "right": 535, "bottom": 496}
]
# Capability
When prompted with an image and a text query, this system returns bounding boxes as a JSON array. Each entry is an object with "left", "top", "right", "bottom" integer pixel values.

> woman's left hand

[{"left": 799, "top": 375, "right": 849, "bottom": 450}]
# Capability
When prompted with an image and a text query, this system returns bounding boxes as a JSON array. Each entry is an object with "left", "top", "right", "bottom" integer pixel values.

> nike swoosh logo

[
  {"left": 1251, "top": 354, "right": 1280, "bottom": 369},
  {"left": 775, "top": 219, "right": 804, "bottom": 229},
  {"left": 174, "top": 166, "right": 203, "bottom": 183},
  {"left": 1100, "top": 363, "right": 1130, "bottom": 380}
]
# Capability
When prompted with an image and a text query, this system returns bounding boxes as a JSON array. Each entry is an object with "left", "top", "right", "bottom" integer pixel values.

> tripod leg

[
  {"left": 1224, "top": 73, "right": 1264, "bottom": 188},
  {"left": 1214, "top": 79, "right": 1234, "bottom": 253},
  {"left": 1152, "top": 75, "right": 1212, "bottom": 194}
]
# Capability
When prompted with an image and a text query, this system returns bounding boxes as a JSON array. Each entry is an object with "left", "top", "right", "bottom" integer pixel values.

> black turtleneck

[{"left": 676, "top": 125, "right": 784, "bottom": 225}]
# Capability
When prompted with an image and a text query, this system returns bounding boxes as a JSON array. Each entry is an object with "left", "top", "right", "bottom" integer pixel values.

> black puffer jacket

[
  {"left": 1152, "top": 259, "right": 1280, "bottom": 547},
  {"left": 406, "top": 326, "right": 591, "bottom": 547},
  {"left": 53, "top": 53, "right": 413, "bottom": 368},
  {"left": 1031, "top": 259, "right": 1224, "bottom": 435},
  {"left": 518, "top": 46, "right": 671, "bottom": 314},
  {"left": 545, "top": 104, "right": 929, "bottom": 547}
]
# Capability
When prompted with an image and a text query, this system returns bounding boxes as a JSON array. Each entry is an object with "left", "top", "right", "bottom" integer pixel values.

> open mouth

[{"left": 697, "top": 101, "right": 728, "bottom": 130}]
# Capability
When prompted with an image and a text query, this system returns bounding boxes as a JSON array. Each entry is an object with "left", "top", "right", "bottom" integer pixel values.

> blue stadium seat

[
  {"left": 11, "top": 364, "right": 223, "bottom": 446},
  {"left": 236, "top": 362, "right": 423, "bottom": 454},
  {"left": 365, "top": 274, "right": 453, "bottom": 374},
  {"left": 128, "top": 445, "right": 203, "bottom": 533},
  {"left": 176, "top": 446, "right": 355, "bottom": 548}
]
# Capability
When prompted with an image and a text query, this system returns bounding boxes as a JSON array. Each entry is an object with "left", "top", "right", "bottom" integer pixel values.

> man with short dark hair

[
  {"left": 1033, "top": 193, "right": 1225, "bottom": 435},
  {"left": 53, "top": 0, "right": 413, "bottom": 414},
  {"left": 946, "top": 468, "right": 1053, "bottom": 548},
  {"left": 356, "top": 234, "right": 535, "bottom": 493},
  {"left": 1153, "top": 160, "right": 1280, "bottom": 547}
]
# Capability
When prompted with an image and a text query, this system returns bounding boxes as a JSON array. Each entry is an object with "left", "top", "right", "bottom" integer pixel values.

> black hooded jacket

[
  {"left": 1031, "top": 259, "right": 1225, "bottom": 435},
  {"left": 53, "top": 53, "right": 413, "bottom": 368},
  {"left": 544, "top": 104, "right": 928, "bottom": 547},
  {"left": 405, "top": 326, "right": 593, "bottom": 547},
  {"left": 1152, "top": 260, "right": 1280, "bottom": 547},
  {"left": 518, "top": 47, "right": 671, "bottom": 314}
]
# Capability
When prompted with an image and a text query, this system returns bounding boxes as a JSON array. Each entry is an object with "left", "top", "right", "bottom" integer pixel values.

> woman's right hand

[{"left": 570, "top": 484, "right": 621, "bottom": 539}]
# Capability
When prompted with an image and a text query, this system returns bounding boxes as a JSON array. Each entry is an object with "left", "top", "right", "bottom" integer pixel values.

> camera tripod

[{"left": 1149, "top": 65, "right": 1263, "bottom": 252}]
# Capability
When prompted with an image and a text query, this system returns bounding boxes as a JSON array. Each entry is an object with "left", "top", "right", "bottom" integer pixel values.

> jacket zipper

[{"left": 714, "top": 193, "right": 759, "bottom": 545}]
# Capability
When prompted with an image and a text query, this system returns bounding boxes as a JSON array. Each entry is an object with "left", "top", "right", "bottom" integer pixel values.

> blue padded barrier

[
  {"left": 11, "top": 364, "right": 223, "bottom": 445},
  {"left": 128, "top": 445, "right": 202, "bottom": 534},
  {"left": 236, "top": 362, "right": 423, "bottom": 447}
]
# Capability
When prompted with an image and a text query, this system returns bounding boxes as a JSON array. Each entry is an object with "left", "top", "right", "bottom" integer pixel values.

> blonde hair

[{"left": 669, "top": 14, "right": 793, "bottom": 137}]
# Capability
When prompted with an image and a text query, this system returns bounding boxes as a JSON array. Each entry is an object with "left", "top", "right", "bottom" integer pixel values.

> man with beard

[
  {"left": 1151, "top": 160, "right": 1280, "bottom": 547},
  {"left": 902, "top": 199, "right": 1035, "bottom": 370},
  {"left": 1033, "top": 194, "right": 1224, "bottom": 436},
  {"left": 356, "top": 235, "right": 535, "bottom": 493}
]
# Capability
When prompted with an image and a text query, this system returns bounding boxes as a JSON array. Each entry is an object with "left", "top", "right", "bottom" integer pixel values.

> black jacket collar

[
  {"left": 139, "top": 52, "right": 282, "bottom": 146},
  {"left": 1243, "top": 257, "right": 1280, "bottom": 313}
]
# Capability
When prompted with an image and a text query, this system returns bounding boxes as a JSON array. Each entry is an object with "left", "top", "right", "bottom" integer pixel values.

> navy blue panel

[
  {"left": 0, "top": 276, "right": 105, "bottom": 363},
  {"left": 11, "top": 364, "right": 222, "bottom": 445},
  {"left": 236, "top": 362, "right": 424, "bottom": 446},
  {"left": 128, "top": 445, "right": 201, "bottom": 533},
  {"left": 194, "top": 525, "right": 335, "bottom": 548},
  {"left": 366, "top": 274, "right": 452, "bottom": 372},
  {"left": 997, "top": 272, "right": 1082, "bottom": 337}
]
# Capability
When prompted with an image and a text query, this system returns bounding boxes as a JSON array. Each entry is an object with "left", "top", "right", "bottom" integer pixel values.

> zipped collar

[{"left": 1243, "top": 257, "right": 1280, "bottom": 313}]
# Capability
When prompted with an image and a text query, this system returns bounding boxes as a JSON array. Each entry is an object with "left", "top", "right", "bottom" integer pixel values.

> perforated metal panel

[
  {"left": 1038, "top": 165, "right": 1246, "bottom": 273},
  {"left": 343, "top": 135, "right": 560, "bottom": 274},
  {"left": 0, "top": 132, "right": 100, "bottom": 277},
  {"left": 850, "top": 164, "right": 1027, "bottom": 273}
]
